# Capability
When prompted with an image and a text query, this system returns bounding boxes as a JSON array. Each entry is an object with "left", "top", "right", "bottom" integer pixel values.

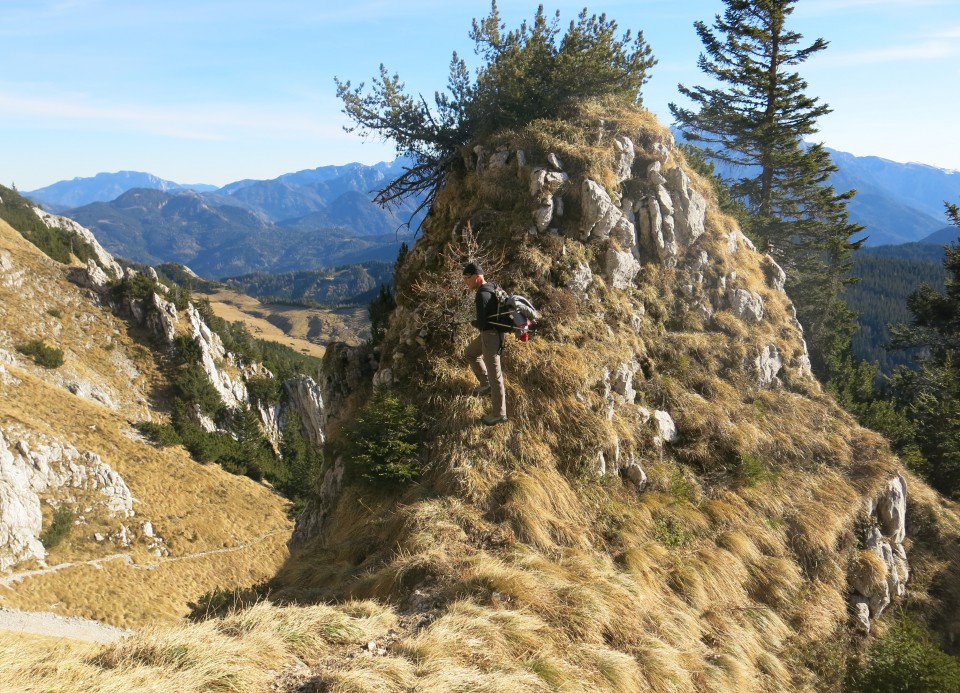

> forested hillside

[
  {"left": 848, "top": 249, "right": 946, "bottom": 372},
  {"left": 223, "top": 260, "right": 394, "bottom": 307}
]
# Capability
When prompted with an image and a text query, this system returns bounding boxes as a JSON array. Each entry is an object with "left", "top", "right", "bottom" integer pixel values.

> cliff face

[{"left": 281, "top": 103, "right": 960, "bottom": 690}]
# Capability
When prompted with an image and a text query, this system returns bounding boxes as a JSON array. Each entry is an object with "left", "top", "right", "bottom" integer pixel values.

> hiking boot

[
  {"left": 481, "top": 413, "right": 508, "bottom": 426},
  {"left": 472, "top": 383, "right": 491, "bottom": 396}
]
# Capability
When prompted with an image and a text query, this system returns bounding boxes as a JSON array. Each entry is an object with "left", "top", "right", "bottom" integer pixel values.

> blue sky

[{"left": 2, "top": 0, "right": 958, "bottom": 191}]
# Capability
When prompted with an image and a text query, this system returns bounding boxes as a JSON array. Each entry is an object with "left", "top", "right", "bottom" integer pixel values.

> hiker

[{"left": 462, "top": 262, "right": 508, "bottom": 426}]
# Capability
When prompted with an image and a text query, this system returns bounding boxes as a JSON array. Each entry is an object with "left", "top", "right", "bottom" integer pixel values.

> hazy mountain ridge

[
  {"left": 827, "top": 149, "right": 958, "bottom": 245},
  {"left": 29, "top": 161, "right": 420, "bottom": 278},
  {"left": 672, "top": 129, "right": 958, "bottom": 245},
  {"left": 27, "top": 171, "right": 216, "bottom": 212},
  {"left": 25, "top": 146, "right": 957, "bottom": 277},
  {"left": 63, "top": 187, "right": 414, "bottom": 278}
]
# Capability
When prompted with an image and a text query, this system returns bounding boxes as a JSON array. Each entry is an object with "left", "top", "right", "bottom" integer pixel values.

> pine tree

[
  {"left": 335, "top": 2, "right": 656, "bottom": 214},
  {"left": 669, "top": 0, "right": 863, "bottom": 379},
  {"left": 278, "top": 410, "right": 321, "bottom": 503},
  {"left": 887, "top": 201, "right": 960, "bottom": 496},
  {"left": 368, "top": 284, "right": 396, "bottom": 348}
]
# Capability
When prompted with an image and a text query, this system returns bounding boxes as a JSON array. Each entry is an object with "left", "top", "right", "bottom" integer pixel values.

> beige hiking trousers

[{"left": 465, "top": 330, "right": 506, "bottom": 417}]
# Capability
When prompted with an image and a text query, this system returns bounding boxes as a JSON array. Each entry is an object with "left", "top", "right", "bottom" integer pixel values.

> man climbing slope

[{"left": 462, "top": 262, "right": 508, "bottom": 426}]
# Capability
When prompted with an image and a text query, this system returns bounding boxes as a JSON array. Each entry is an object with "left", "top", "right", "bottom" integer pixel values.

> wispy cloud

[
  {"left": 0, "top": 89, "right": 346, "bottom": 141},
  {"left": 823, "top": 32, "right": 960, "bottom": 66},
  {"left": 796, "top": 0, "right": 949, "bottom": 14}
]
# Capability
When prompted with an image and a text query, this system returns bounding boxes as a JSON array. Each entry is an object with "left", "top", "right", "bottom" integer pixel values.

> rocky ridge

[{"left": 281, "top": 103, "right": 934, "bottom": 691}]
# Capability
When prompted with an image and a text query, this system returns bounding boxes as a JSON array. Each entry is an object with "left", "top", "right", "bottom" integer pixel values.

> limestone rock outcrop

[
  {"left": 0, "top": 429, "right": 45, "bottom": 570},
  {"left": 0, "top": 428, "right": 136, "bottom": 570},
  {"left": 186, "top": 304, "right": 247, "bottom": 409},
  {"left": 67, "top": 259, "right": 111, "bottom": 293},
  {"left": 849, "top": 475, "right": 910, "bottom": 632},
  {"left": 284, "top": 375, "right": 326, "bottom": 448},
  {"left": 33, "top": 208, "right": 122, "bottom": 279}
]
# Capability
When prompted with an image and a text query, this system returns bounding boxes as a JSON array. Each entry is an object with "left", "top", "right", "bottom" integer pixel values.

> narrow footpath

[{"left": 0, "top": 529, "right": 285, "bottom": 643}]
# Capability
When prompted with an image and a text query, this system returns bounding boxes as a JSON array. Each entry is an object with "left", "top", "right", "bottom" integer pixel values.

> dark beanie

[{"left": 462, "top": 261, "right": 483, "bottom": 276}]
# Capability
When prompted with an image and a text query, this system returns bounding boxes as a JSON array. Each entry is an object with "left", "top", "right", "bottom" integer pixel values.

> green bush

[
  {"left": 40, "top": 505, "right": 73, "bottom": 549},
  {"left": 15, "top": 340, "right": 64, "bottom": 368},
  {"left": 851, "top": 614, "right": 960, "bottom": 692},
  {"left": 109, "top": 272, "right": 160, "bottom": 304},
  {"left": 173, "top": 364, "right": 225, "bottom": 417},
  {"left": 134, "top": 421, "right": 182, "bottom": 447},
  {"left": 246, "top": 376, "right": 282, "bottom": 406},
  {"left": 345, "top": 387, "right": 422, "bottom": 485}
]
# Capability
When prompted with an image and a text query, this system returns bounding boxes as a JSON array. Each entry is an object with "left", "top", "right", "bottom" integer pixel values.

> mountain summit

[{"left": 264, "top": 101, "right": 957, "bottom": 690}]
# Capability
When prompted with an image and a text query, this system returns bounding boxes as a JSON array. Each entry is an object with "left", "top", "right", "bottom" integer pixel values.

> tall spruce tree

[
  {"left": 886, "top": 201, "right": 960, "bottom": 496},
  {"left": 669, "top": 0, "right": 863, "bottom": 379}
]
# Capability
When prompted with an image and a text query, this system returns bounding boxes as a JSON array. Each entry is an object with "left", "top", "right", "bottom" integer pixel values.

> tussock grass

[
  {"left": 12, "top": 103, "right": 960, "bottom": 692},
  {"left": 0, "top": 601, "right": 394, "bottom": 693}
]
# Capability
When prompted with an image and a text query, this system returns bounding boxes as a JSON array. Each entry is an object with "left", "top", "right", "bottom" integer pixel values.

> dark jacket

[{"left": 472, "top": 282, "right": 503, "bottom": 331}]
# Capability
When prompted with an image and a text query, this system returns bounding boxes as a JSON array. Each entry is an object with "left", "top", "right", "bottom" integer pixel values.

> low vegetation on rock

[{"left": 14, "top": 339, "right": 65, "bottom": 369}]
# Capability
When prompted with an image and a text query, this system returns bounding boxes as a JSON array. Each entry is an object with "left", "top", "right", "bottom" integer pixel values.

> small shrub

[
  {"left": 653, "top": 514, "right": 692, "bottom": 548},
  {"left": 732, "top": 452, "right": 771, "bottom": 487},
  {"left": 40, "top": 505, "right": 73, "bottom": 549},
  {"left": 134, "top": 421, "right": 182, "bottom": 447},
  {"left": 345, "top": 387, "right": 422, "bottom": 485},
  {"left": 851, "top": 613, "right": 960, "bottom": 692},
  {"left": 15, "top": 340, "right": 65, "bottom": 368},
  {"left": 46, "top": 308, "right": 62, "bottom": 319}
]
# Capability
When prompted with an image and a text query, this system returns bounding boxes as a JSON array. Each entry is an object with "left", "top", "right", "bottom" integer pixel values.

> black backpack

[{"left": 489, "top": 286, "right": 539, "bottom": 341}]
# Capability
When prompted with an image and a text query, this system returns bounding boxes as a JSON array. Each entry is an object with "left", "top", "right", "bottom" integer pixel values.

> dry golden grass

[
  {"left": 8, "top": 102, "right": 960, "bottom": 693},
  {"left": 0, "top": 219, "right": 292, "bottom": 627},
  {"left": 0, "top": 601, "right": 396, "bottom": 693},
  {"left": 254, "top": 108, "right": 960, "bottom": 691},
  {"left": 200, "top": 287, "right": 368, "bottom": 357},
  {"left": 262, "top": 102, "right": 957, "bottom": 691}
]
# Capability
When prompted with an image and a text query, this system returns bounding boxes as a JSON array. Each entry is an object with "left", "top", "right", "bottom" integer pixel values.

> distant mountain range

[
  {"left": 23, "top": 147, "right": 959, "bottom": 278},
  {"left": 827, "top": 150, "right": 958, "bottom": 245},
  {"left": 27, "top": 161, "right": 420, "bottom": 279},
  {"left": 671, "top": 128, "right": 959, "bottom": 246},
  {"left": 29, "top": 171, "right": 217, "bottom": 211}
]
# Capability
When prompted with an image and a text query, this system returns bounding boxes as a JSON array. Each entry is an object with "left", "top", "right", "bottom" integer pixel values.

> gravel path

[
  {"left": 0, "top": 529, "right": 286, "bottom": 587},
  {"left": 0, "top": 529, "right": 286, "bottom": 643},
  {"left": 0, "top": 606, "right": 131, "bottom": 643}
]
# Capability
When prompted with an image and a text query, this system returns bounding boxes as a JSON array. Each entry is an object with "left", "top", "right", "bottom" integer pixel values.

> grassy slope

[
  {"left": 197, "top": 287, "right": 368, "bottom": 357},
  {"left": 0, "top": 218, "right": 292, "bottom": 628},
  {"left": 4, "top": 104, "right": 960, "bottom": 692},
  {"left": 268, "top": 104, "right": 960, "bottom": 690}
]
